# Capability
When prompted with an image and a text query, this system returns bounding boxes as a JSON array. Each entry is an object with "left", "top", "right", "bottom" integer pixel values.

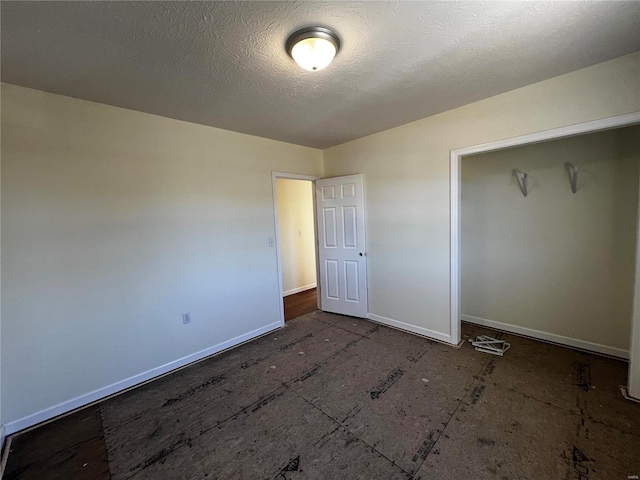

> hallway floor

[
  {"left": 283, "top": 287, "right": 317, "bottom": 321},
  {"left": 4, "top": 312, "right": 639, "bottom": 479}
]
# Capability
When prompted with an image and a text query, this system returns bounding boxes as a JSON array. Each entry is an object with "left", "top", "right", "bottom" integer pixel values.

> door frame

[
  {"left": 272, "top": 172, "right": 321, "bottom": 326},
  {"left": 449, "top": 112, "right": 640, "bottom": 393}
]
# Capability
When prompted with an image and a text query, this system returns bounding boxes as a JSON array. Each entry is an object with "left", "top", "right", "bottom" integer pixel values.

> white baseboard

[
  {"left": 461, "top": 314, "right": 629, "bottom": 359},
  {"left": 367, "top": 313, "right": 454, "bottom": 345},
  {"left": 3, "top": 321, "right": 282, "bottom": 436},
  {"left": 283, "top": 283, "right": 317, "bottom": 297}
]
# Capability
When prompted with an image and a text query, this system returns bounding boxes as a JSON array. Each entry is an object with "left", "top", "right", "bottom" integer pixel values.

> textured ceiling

[{"left": 2, "top": 1, "right": 639, "bottom": 149}]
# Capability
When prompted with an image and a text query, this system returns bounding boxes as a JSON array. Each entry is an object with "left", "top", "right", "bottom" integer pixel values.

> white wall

[
  {"left": 0, "top": 92, "right": 3, "bottom": 448},
  {"left": 1, "top": 84, "right": 322, "bottom": 428},
  {"left": 628, "top": 129, "right": 640, "bottom": 399},
  {"left": 276, "top": 179, "right": 316, "bottom": 295},
  {"left": 323, "top": 52, "right": 640, "bottom": 344},
  {"left": 461, "top": 126, "right": 640, "bottom": 355}
]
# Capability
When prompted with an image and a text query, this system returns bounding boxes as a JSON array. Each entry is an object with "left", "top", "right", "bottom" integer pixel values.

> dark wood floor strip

[
  {"left": 4, "top": 406, "right": 110, "bottom": 480},
  {"left": 283, "top": 287, "right": 317, "bottom": 321}
]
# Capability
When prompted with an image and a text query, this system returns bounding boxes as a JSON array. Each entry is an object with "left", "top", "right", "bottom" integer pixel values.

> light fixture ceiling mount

[{"left": 286, "top": 26, "right": 340, "bottom": 72}]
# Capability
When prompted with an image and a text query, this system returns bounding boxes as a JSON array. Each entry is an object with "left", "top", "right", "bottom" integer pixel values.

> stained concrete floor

[{"left": 4, "top": 311, "right": 640, "bottom": 479}]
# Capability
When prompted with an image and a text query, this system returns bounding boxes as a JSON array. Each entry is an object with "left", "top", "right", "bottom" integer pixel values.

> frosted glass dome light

[
  {"left": 286, "top": 27, "right": 341, "bottom": 72},
  {"left": 291, "top": 37, "right": 336, "bottom": 71}
]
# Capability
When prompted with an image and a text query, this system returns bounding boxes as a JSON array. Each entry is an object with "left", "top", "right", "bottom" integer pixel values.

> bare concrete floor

[{"left": 4, "top": 312, "right": 640, "bottom": 479}]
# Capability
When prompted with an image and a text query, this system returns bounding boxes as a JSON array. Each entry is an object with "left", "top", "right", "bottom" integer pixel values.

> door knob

[{"left": 359, "top": 253, "right": 363, "bottom": 256}]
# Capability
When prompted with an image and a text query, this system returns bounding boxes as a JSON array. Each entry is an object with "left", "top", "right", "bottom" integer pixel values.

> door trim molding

[
  {"left": 449, "top": 112, "right": 640, "bottom": 393},
  {"left": 272, "top": 172, "right": 321, "bottom": 325}
]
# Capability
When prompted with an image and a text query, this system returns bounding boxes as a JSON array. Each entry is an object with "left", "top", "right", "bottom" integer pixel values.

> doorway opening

[
  {"left": 272, "top": 172, "right": 369, "bottom": 324},
  {"left": 273, "top": 173, "right": 320, "bottom": 322}
]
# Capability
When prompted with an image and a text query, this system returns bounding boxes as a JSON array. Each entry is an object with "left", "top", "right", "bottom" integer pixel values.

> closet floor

[{"left": 3, "top": 313, "right": 639, "bottom": 479}]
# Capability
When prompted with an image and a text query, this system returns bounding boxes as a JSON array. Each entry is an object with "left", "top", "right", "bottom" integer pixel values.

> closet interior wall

[{"left": 461, "top": 125, "right": 640, "bottom": 356}]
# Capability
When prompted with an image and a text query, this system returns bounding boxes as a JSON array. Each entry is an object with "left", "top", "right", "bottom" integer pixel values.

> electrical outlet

[{"left": 182, "top": 313, "right": 191, "bottom": 325}]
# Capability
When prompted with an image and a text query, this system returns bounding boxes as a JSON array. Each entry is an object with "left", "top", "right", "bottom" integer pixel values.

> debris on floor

[{"left": 471, "top": 335, "right": 511, "bottom": 356}]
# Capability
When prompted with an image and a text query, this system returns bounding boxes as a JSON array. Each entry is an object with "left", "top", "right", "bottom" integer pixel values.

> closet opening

[
  {"left": 449, "top": 112, "right": 640, "bottom": 400},
  {"left": 461, "top": 124, "right": 639, "bottom": 358}
]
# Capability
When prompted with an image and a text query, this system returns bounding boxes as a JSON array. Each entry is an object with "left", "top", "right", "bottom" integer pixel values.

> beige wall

[
  {"left": 1, "top": 84, "right": 322, "bottom": 426},
  {"left": 628, "top": 130, "right": 640, "bottom": 398},
  {"left": 276, "top": 179, "right": 316, "bottom": 295},
  {"left": 0, "top": 93, "right": 2, "bottom": 442},
  {"left": 461, "top": 126, "right": 640, "bottom": 353},
  {"left": 323, "top": 52, "right": 640, "bottom": 342}
]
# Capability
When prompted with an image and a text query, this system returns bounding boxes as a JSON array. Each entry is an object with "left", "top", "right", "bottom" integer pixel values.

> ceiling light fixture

[{"left": 286, "top": 26, "right": 340, "bottom": 72}]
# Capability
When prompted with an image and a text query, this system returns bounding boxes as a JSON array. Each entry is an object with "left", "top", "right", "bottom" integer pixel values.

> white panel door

[{"left": 316, "top": 174, "right": 368, "bottom": 318}]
